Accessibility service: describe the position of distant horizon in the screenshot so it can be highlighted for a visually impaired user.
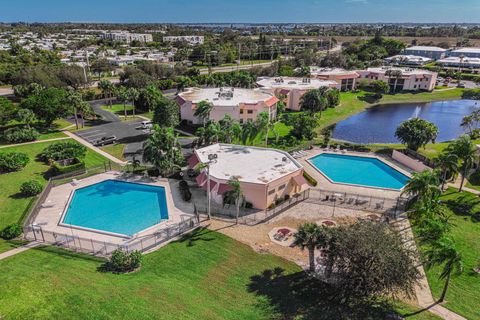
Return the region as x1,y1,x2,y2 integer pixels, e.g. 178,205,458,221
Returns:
2,21,480,25
1,0,480,24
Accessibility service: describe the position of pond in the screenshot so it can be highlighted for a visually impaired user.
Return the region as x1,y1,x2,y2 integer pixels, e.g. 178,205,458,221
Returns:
332,99,480,144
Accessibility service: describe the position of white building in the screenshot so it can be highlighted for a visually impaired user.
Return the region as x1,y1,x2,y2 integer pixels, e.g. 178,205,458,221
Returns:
357,67,437,92
403,46,448,60
256,77,338,111
449,47,480,59
177,87,278,125
384,55,433,66
437,56,480,69
163,36,204,45
101,31,153,43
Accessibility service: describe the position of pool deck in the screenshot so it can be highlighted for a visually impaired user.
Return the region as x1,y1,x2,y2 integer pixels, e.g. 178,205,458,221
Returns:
298,148,413,199
30,172,195,245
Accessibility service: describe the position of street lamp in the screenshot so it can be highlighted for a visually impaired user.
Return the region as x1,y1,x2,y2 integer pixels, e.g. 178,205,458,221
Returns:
206,153,218,219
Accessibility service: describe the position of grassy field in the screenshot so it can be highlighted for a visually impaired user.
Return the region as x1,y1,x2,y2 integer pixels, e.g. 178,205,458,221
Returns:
0,119,70,146
415,189,480,319
100,144,126,161
0,139,109,230
0,228,439,320
0,239,27,254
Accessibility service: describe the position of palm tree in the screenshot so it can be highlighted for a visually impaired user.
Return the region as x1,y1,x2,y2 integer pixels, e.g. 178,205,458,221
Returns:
66,91,83,130
293,223,327,273
127,87,139,118
424,238,463,303
116,86,130,120
385,69,403,92
447,135,477,192
300,89,327,114
402,170,441,205
435,153,459,190
255,111,271,146
219,115,242,143
98,79,114,108
225,177,244,224
194,100,214,127
240,121,257,145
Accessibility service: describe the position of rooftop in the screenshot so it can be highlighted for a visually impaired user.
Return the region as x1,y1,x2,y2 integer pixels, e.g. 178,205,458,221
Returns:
178,87,276,107
309,67,359,76
363,66,436,76
256,77,337,90
194,144,302,184
385,55,433,62
405,46,448,52
451,47,480,54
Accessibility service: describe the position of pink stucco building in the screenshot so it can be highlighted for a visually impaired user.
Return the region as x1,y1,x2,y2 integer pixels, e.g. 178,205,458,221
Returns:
309,67,360,91
357,67,437,92
188,144,309,210
177,87,279,125
256,77,338,111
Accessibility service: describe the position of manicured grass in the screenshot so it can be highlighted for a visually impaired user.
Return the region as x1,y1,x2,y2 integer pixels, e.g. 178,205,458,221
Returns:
0,139,109,230
415,189,480,319
0,239,27,254
0,119,70,146
0,228,438,320
100,143,126,161
466,170,480,191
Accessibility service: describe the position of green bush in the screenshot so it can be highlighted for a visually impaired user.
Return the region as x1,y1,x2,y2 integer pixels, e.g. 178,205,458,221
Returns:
0,223,22,240
3,126,38,143
20,180,43,196
103,249,143,273
303,171,318,187
462,89,480,100
0,152,29,172
39,141,87,163
51,159,85,175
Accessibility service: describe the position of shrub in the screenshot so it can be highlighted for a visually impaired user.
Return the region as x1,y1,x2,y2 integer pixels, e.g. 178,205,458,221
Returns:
303,171,318,187
0,223,22,240
20,180,43,196
51,159,85,175
103,249,142,273
3,126,38,143
0,152,29,172
39,141,87,163
178,180,192,202
462,89,480,100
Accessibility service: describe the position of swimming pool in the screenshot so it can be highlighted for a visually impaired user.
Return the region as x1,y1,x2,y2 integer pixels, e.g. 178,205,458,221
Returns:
62,180,169,237
308,153,410,190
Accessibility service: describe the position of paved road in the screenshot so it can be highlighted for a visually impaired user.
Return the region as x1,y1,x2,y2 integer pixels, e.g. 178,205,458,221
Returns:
199,61,276,75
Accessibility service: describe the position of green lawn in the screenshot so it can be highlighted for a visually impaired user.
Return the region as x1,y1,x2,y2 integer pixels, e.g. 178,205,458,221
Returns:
0,228,438,320
0,139,109,230
415,189,480,319
100,144,126,161
0,239,27,254
0,119,70,146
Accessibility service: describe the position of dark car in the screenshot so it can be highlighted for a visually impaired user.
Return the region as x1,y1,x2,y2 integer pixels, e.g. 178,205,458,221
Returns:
94,136,117,146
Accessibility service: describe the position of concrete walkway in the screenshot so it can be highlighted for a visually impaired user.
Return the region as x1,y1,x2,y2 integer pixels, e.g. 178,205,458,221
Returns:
393,214,467,320
0,241,42,261
63,130,127,165
0,136,70,149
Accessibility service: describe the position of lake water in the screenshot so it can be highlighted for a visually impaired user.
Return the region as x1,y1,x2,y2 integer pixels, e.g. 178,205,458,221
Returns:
332,99,480,144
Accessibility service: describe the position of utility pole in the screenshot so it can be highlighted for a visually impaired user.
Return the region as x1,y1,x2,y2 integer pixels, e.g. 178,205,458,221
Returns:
237,43,241,70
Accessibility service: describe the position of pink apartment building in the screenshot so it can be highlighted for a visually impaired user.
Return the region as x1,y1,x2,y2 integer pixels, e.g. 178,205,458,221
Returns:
357,67,437,92
177,87,278,125
256,77,338,111
188,144,309,210
309,67,360,91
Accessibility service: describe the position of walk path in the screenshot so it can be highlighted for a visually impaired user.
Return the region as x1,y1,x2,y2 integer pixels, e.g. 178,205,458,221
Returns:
393,214,467,320
0,136,70,149
63,130,127,165
0,241,42,261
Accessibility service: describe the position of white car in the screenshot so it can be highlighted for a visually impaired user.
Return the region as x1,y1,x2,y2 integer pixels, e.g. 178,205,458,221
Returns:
140,120,153,129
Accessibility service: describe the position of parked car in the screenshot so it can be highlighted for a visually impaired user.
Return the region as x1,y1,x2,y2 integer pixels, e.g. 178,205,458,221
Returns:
94,136,117,146
140,120,153,129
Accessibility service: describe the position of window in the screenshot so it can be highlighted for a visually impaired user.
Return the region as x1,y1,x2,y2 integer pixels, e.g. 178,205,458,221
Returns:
240,109,244,114
239,119,244,124
247,110,253,114
268,189,275,195
278,184,286,191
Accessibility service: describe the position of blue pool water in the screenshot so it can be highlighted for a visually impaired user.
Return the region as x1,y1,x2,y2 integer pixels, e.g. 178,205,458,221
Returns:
62,180,168,236
308,154,410,190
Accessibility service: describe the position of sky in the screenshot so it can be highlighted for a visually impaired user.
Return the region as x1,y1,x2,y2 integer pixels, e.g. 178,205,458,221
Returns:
0,0,479,23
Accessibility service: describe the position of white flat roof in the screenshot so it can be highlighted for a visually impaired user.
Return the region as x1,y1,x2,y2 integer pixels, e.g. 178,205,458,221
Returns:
385,55,433,62
364,66,436,76
256,77,337,90
405,46,447,52
309,67,358,76
195,144,302,184
451,47,480,54
179,87,274,107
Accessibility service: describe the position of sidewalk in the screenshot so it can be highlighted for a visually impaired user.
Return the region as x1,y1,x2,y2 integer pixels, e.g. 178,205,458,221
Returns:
0,136,70,149
394,214,467,320
63,130,128,165
0,241,42,261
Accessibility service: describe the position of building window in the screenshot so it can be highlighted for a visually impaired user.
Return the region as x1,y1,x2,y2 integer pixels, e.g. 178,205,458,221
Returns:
268,189,275,195
278,184,286,191
247,110,253,114
239,119,244,124
240,109,244,114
